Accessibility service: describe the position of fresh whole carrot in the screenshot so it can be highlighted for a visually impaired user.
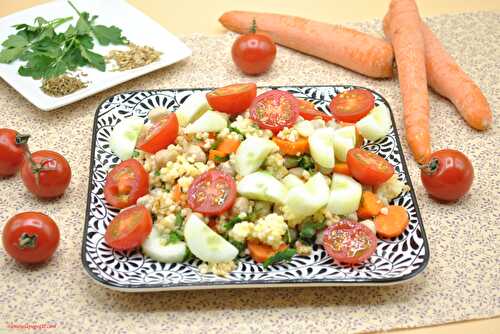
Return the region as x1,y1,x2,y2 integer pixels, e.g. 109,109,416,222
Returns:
374,205,409,238
247,239,287,263
219,11,394,78
383,0,431,164
272,136,309,155
333,162,351,176
217,138,240,154
357,191,384,219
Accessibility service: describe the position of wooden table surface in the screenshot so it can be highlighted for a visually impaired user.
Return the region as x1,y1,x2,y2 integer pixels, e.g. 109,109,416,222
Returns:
1,1,499,334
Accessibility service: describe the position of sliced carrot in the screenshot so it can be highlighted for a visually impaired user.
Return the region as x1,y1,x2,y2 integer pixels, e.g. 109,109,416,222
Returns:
247,239,287,263
333,162,351,176
357,191,384,219
374,205,409,238
217,138,240,155
171,184,182,202
208,149,226,161
272,136,309,155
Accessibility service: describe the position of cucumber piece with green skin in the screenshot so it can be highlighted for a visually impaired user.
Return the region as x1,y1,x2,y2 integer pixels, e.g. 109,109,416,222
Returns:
184,110,228,133
285,172,330,220
142,226,187,263
237,171,287,204
356,105,391,141
334,125,356,162
327,173,362,215
184,214,238,263
282,174,304,189
109,117,144,160
234,137,277,176
175,92,210,127
308,127,336,169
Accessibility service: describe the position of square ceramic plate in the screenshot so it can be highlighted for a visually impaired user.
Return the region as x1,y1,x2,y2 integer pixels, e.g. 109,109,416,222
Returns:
0,0,191,111
82,85,429,291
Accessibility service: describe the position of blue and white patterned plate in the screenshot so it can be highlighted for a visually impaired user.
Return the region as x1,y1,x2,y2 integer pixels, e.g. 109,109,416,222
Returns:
82,85,429,291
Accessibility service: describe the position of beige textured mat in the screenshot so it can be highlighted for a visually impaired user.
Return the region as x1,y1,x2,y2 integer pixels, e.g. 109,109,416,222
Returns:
0,12,499,334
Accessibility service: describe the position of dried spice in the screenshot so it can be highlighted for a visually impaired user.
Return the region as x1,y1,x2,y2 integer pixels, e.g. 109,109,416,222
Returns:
40,74,87,96
106,43,161,71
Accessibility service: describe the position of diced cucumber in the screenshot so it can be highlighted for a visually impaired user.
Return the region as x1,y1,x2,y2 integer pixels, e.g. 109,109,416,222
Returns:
234,137,277,176
237,171,287,204
184,214,238,263
334,125,356,162
327,173,362,215
282,174,304,189
184,110,228,133
175,92,210,127
284,173,330,220
109,117,144,160
356,105,391,141
308,127,336,169
142,226,187,263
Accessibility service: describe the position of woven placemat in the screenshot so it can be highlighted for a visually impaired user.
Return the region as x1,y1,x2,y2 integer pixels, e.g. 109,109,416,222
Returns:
0,12,498,334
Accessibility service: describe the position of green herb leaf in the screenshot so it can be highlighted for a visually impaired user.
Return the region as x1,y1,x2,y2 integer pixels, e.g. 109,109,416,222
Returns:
299,219,326,242
92,25,128,45
0,35,29,63
132,150,140,158
166,230,184,244
228,126,245,139
214,155,229,163
223,216,243,230
175,213,184,228
263,248,297,268
79,46,105,71
298,155,315,172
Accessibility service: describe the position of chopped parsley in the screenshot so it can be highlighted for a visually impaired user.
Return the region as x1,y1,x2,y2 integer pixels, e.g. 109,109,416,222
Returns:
299,219,326,244
297,155,315,172
263,248,297,268
223,216,244,230
228,126,245,139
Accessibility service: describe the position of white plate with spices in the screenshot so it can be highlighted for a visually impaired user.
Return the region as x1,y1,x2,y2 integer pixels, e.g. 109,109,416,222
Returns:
0,0,191,111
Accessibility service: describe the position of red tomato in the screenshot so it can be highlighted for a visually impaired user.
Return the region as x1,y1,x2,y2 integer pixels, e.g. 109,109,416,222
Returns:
231,32,276,75
0,128,29,177
249,90,299,133
187,170,237,216
20,150,71,198
323,219,377,265
137,113,178,154
329,89,375,123
104,205,152,250
2,212,60,264
420,149,474,202
206,83,257,115
347,148,394,185
104,159,149,209
297,99,333,122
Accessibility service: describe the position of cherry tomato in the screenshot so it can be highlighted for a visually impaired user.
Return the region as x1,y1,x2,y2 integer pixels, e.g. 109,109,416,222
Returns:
2,212,60,264
0,128,29,177
206,83,257,115
104,205,152,250
249,90,299,133
231,31,276,75
20,150,71,198
297,99,333,122
187,170,237,216
420,149,474,202
104,159,149,209
329,89,375,123
347,148,394,186
137,113,178,154
323,219,377,265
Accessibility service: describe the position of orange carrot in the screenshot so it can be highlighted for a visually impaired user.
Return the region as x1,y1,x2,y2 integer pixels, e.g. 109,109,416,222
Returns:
247,240,287,263
208,149,226,161
272,137,309,155
357,191,384,219
374,205,409,238
171,184,182,203
383,0,431,164
333,162,351,176
219,11,394,78
217,138,240,155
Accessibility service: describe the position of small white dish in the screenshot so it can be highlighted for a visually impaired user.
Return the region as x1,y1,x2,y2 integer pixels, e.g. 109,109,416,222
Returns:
0,0,191,111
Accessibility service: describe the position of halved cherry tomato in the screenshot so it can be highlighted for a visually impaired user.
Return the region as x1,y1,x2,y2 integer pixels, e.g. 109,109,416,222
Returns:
206,83,257,115
104,205,152,250
347,148,394,185
187,170,237,216
323,219,377,265
136,113,178,154
329,89,375,123
0,128,29,177
297,99,333,122
104,159,149,209
249,90,299,133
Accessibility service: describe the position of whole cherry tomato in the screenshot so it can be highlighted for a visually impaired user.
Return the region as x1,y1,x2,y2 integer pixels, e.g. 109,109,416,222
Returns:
420,149,473,202
20,150,71,198
0,128,29,177
2,212,60,264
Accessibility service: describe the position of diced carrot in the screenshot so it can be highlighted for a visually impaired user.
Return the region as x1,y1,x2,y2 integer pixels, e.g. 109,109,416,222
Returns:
333,162,351,176
208,132,217,139
272,136,309,155
171,184,182,202
374,205,409,238
217,138,240,154
247,239,287,263
208,149,226,161
357,191,384,219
